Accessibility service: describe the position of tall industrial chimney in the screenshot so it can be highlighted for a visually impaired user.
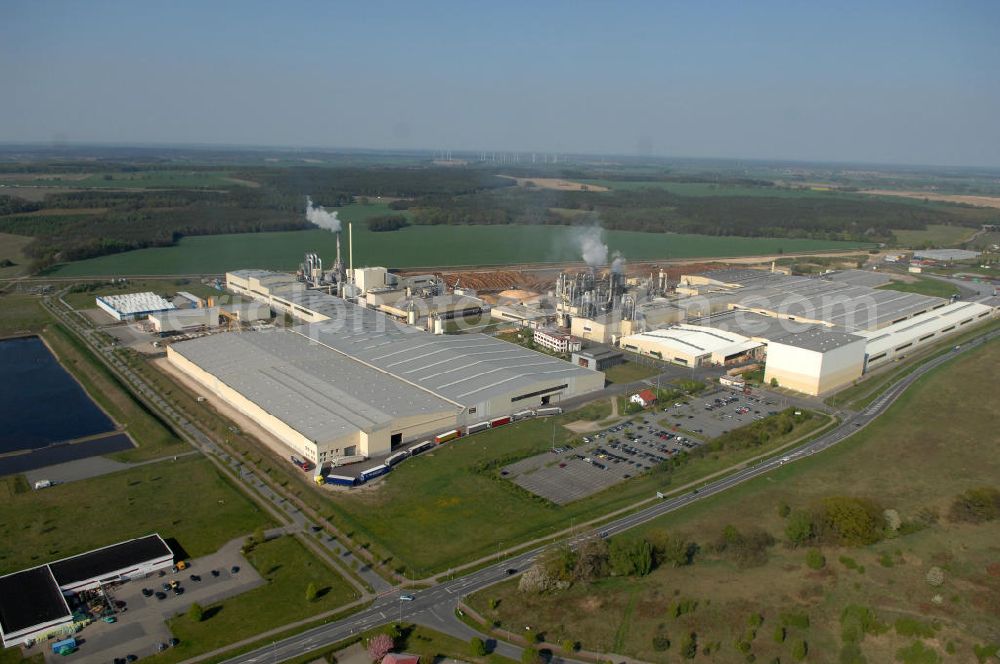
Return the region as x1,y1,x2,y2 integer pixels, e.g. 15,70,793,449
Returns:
349,222,354,279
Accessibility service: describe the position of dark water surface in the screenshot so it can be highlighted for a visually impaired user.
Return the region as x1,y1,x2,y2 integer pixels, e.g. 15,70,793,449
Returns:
0,336,116,453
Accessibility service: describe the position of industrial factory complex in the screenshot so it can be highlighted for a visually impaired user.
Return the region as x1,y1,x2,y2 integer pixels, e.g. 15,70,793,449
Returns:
94,209,988,476
166,266,604,467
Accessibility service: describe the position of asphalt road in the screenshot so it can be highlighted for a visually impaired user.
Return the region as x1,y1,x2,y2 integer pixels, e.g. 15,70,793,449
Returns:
221,328,999,664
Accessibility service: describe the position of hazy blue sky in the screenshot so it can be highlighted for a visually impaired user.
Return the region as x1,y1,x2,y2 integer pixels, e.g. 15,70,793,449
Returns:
3,1,999,166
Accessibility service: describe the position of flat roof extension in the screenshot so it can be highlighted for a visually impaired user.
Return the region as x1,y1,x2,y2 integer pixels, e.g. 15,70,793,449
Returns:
49,535,173,587
0,566,69,637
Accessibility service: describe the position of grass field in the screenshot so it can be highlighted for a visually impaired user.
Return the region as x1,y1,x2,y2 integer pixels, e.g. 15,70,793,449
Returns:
0,455,273,574
878,276,960,298
0,171,250,190
46,204,871,276
0,293,49,336
0,232,31,278
892,224,978,248
602,361,663,385
575,180,847,198
153,535,356,664
0,648,42,664
471,338,1000,663
328,407,830,576
41,322,188,462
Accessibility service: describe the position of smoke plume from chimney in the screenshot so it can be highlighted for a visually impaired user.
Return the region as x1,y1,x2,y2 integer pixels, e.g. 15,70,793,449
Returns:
575,225,609,267
305,196,341,233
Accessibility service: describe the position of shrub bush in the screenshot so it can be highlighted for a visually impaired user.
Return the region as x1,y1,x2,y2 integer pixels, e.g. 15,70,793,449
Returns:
806,549,826,570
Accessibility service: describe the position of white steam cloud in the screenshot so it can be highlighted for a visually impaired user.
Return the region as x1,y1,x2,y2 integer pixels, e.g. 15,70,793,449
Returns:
575,225,609,267
610,251,625,274
305,196,341,233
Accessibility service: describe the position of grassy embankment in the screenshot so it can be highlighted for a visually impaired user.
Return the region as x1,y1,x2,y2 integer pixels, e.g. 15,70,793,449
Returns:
40,321,188,461
471,338,1000,664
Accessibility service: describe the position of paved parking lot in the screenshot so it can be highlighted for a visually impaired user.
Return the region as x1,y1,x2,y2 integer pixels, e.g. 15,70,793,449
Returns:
659,388,781,439
503,388,783,505
30,537,264,664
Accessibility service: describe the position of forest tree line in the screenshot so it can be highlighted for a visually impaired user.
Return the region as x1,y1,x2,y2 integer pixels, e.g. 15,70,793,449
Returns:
1,163,994,271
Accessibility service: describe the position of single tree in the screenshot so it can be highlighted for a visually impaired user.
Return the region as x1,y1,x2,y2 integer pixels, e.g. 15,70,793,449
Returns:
520,646,542,664
306,582,318,602
187,602,204,622
368,633,394,662
470,637,487,657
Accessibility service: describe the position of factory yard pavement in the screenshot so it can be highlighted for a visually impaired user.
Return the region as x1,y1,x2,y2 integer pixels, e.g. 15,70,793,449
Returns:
30,535,265,664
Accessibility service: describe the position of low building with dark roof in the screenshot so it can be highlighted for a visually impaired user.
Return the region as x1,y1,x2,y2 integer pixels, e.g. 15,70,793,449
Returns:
0,535,173,647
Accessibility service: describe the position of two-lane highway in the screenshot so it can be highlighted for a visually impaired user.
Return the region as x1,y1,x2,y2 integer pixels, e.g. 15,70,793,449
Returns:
223,328,999,664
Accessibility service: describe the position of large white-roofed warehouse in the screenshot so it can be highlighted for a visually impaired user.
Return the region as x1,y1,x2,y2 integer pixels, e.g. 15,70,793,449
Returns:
620,325,764,367
168,279,605,467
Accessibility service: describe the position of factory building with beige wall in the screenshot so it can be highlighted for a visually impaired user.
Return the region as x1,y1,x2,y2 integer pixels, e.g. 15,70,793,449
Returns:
168,271,605,467
612,269,997,395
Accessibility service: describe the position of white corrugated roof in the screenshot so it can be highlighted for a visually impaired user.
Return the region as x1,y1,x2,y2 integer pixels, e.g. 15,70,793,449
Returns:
859,301,994,357
622,324,761,358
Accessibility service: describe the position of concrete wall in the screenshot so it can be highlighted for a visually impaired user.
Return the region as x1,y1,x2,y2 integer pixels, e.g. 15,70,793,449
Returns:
462,369,606,421
764,338,865,395
167,346,361,462
619,334,705,367
571,317,619,344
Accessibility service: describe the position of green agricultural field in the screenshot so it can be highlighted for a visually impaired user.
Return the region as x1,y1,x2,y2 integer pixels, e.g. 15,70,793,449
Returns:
892,224,977,248
471,338,1000,664
878,276,959,298
0,455,273,574
327,407,830,576
48,206,870,276
0,171,251,190
576,179,848,198
155,535,356,664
